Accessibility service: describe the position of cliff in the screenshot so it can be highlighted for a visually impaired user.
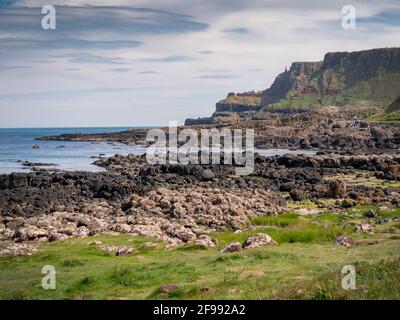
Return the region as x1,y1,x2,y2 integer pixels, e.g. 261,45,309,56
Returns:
185,47,400,125
257,47,400,117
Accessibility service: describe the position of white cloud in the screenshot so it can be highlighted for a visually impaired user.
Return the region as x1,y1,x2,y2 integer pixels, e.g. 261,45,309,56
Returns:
0,0,399,126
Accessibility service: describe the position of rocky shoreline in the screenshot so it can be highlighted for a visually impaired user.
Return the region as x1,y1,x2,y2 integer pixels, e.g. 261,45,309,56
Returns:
36,109,400,152
1,144,399,255
1,108,400,255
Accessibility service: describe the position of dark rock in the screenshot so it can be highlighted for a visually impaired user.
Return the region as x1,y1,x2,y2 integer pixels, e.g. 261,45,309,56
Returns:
201,169,215,181
289,189,305,201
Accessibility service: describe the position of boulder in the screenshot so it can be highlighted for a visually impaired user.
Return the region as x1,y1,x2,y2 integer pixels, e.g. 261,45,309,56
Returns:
328,180,347,198
356,223,374,233
370,127,389,141
335,236,354,247
201,169,215,181
242,233,277,249
194,234,216,247
48,232,69,242
289,189,305,201
221,242,242,253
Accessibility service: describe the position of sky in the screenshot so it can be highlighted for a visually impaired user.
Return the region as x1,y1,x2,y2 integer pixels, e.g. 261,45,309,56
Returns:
0,0,399,127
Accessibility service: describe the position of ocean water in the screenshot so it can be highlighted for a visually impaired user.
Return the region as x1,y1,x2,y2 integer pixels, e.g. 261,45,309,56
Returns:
0,127,316,174
0,127,147,174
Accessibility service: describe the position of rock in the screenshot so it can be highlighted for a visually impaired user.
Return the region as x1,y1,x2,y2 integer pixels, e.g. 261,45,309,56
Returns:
12,228,28,242
194,234,216,247
13,217,25,227
328,180,347,198
48,233,69,242
98,245,133,256
335,236,354,247
13,226,47,242
159,284,180,294
280,182,296,192
341,198,355,208
221,242,242,253
116,247,134,256
201,169,215,181
115,223,132,234
242,233,277,249
356,223,374,233
76,226,90,238
0,241,38,256
32,144,40,149
370,127,389,141
365,210,377,218
289,189,305,201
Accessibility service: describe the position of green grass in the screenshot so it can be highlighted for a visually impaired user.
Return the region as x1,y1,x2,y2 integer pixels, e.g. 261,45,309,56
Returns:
349,205,400,219
1,208,400,300
250,213,300,227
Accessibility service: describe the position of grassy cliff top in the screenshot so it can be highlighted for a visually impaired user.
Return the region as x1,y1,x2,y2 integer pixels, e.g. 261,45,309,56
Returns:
217,95,262,106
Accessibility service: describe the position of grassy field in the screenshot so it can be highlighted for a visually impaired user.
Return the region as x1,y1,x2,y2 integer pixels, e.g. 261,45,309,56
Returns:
0,206,400,300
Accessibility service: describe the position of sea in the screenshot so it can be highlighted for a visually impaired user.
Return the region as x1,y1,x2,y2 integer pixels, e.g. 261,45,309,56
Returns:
0,127,316,174
0,127,147,174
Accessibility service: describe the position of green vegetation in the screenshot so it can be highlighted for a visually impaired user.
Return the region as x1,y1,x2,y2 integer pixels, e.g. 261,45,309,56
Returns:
218,95,262,107
1,206,400,300
369,95,400,122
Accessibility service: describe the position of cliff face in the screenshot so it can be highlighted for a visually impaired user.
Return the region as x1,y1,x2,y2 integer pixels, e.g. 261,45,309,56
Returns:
215,93,262,112
258,47,400,117
185,47,400,125
262,62,322,105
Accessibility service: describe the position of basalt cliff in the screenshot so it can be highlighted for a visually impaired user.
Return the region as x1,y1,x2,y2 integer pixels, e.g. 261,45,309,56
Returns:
185,47,400,125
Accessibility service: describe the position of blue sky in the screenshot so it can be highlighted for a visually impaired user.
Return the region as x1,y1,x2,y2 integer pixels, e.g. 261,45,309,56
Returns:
0,0,400,127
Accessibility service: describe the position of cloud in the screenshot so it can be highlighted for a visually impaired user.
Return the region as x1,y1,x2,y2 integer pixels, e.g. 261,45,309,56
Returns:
358,9,400,27
0,38,143,50
247,68,264,72
0,5,208,52
139,70,160,74
0,86,141,101
0,65,31,70
195,74,238,79
223,27,249,34
1,0,400,127
53,52,126,64
140,55,195,63
109,68,132,72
